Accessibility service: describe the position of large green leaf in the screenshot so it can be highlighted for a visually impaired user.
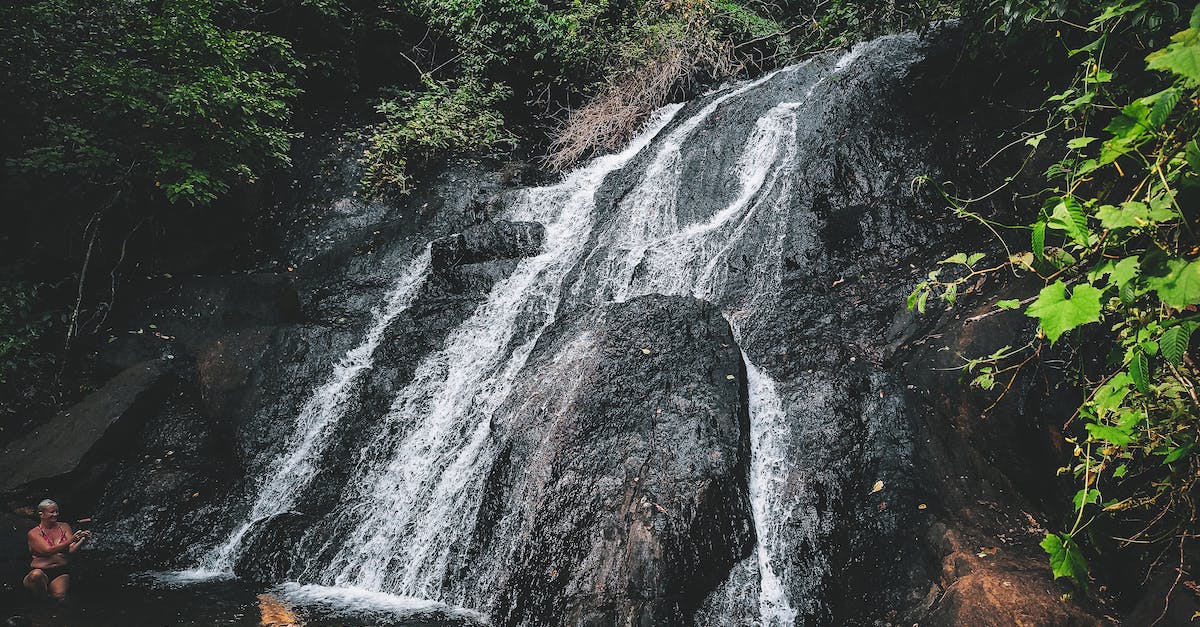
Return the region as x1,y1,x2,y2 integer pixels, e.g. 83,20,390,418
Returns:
1161,324,1194,365
1026,281,1104,343
1130,349,1150,393
1032,220,1046,260
1041,532,1089,587
1145,88,1182,126
1047,196,1091,247
1087,422,1133,446
1145,259,1200,309
1089,256,1140,290
1146,7,1200,86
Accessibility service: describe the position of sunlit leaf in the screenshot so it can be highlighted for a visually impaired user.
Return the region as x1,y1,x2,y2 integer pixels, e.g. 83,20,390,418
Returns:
1145,258,1200,309
1041,532,1089,587
1026,281,1103,343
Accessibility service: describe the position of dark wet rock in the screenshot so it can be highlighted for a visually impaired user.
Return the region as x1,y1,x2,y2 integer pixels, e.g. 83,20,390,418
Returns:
194,326,278,423
0,360,168,494
477,295,753,626
233,511,315,583
86,379,240,565
430,221,545,271
97,274,300,375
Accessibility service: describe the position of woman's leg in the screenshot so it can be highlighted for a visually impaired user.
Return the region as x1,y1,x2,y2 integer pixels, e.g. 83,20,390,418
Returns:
47,573,69,602
22,569,47,597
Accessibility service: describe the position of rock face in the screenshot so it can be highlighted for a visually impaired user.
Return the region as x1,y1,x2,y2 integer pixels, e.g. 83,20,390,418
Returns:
233,511,314,583
478,295,753,626
0,360,167,493
430,221,545,271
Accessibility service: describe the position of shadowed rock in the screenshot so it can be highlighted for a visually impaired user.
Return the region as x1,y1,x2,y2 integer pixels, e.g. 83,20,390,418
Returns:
474,295,753,626
430,221,545,271
0,360,168,493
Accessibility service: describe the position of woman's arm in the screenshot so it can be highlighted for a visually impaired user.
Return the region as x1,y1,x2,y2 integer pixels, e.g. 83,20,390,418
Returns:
68,529,91,553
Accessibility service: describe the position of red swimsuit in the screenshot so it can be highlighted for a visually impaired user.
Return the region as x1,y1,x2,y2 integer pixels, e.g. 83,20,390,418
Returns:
34,524,71,581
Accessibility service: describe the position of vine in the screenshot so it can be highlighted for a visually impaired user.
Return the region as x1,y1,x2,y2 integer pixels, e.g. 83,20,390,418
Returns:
910,0,1200,592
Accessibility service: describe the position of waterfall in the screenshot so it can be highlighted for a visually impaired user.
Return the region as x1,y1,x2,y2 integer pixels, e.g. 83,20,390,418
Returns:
192,248,432,575
198,35,908,624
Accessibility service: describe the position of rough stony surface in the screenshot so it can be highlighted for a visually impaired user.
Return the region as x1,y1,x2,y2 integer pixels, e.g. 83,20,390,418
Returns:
477,295,754,626
233,511,314,583
0,360,168,493
430,221,545,271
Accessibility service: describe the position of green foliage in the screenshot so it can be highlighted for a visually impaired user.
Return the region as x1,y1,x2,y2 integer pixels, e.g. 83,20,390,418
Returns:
0,282,63,432
2,0,301,206
1025,281,1102,343
910,0,1200,590
1041,531,1090,585
360,77,515,196
0,283,56,389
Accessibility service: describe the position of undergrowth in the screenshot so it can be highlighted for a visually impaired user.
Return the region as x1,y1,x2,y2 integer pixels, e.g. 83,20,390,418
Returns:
909,0,1200,600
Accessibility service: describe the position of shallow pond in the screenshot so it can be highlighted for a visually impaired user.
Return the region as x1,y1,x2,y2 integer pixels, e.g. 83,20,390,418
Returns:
1,565,484,626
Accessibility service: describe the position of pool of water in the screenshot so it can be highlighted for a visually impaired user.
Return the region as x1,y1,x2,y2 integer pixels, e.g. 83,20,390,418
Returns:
0,566,485,626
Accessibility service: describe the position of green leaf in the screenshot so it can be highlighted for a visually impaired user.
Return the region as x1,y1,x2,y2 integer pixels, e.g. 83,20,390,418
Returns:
1113,464,1128,478
1120,280,1138,304
1041,532,1089,586
1186,140,1200,173
1026,133,1047,148
1161,324,1193,365
1144,88,1182,127
1026,281,1104,343
1110,256,1141,289
1073,487,1102,509
997,299,1021,310
907,283,926,312
1118,411,1145,431
1163,441,1195,464
1047,196,1091,247
1145,259,1200,309
1105,100,1152,142
940,253,968,265
966,252,986,267
1096,202,1147,229
1032,221,1046,260
1067,136,1097,150
1087,423,1132,446
1146,11,1200,86
1093,2,1144,25
1094,372,1132,413
1130,349,1150,393
1147,196,1178,222
1089,256,1140,290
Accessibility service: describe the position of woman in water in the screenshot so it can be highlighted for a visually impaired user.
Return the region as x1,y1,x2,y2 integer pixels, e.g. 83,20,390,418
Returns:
24,499,90,601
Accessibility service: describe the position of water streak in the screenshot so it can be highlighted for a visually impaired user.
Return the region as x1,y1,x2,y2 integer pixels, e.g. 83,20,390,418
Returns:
194,249,432,574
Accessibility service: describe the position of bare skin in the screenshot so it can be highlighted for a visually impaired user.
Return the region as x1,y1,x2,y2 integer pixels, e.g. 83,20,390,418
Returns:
23,504,89,601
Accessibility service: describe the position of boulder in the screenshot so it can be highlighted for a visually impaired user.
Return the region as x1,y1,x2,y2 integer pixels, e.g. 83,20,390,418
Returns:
430,221,545,271
0,360,168,494
233,511,315,583
477,295,754,626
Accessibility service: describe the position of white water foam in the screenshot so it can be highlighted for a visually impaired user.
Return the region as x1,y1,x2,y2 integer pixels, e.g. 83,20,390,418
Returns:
190,248,432,576
276,583,487,623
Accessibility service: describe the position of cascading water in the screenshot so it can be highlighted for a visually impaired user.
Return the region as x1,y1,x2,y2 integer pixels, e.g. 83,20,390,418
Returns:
193,249,432,575
199,33,925,625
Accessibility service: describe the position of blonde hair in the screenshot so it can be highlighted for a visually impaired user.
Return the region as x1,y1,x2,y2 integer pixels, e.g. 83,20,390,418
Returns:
36,499,57,514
